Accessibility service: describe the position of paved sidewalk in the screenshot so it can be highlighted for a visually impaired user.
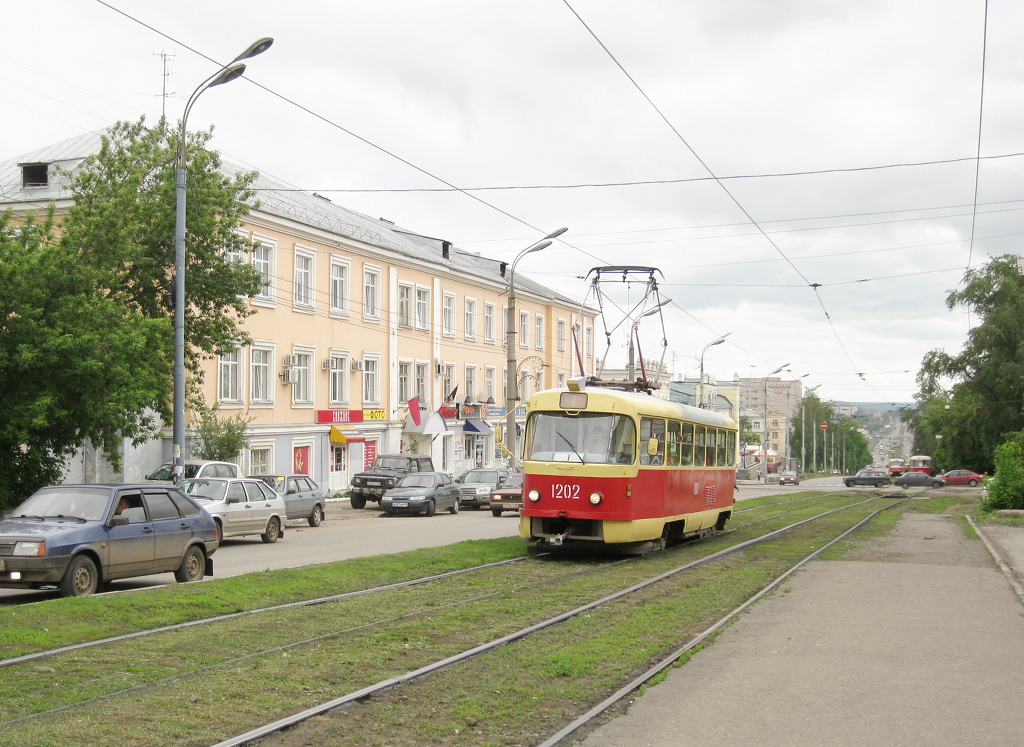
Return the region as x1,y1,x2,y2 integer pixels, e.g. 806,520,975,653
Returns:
577,513,1024,747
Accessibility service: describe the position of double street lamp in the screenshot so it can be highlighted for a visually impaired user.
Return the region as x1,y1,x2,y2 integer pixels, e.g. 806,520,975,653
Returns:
697,333,730,408
172,38,273,483
504,227,568,464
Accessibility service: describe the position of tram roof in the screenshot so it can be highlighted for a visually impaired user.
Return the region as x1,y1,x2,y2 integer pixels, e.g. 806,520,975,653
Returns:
529,386,735,429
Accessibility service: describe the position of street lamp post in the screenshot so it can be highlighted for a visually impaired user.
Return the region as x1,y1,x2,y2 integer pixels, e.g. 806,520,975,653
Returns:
504,228,568,465
172,38,273,483
785,374,809,468
761,363,789,476
698,333,730,408
801,384,820,472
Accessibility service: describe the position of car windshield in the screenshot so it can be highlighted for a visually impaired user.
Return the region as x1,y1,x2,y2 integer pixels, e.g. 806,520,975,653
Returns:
255,475,286,492
463,470,497,483
178,479,227,501
503,473,524,488
10,487,110,522
374,457,410,469
148,463,202,480
399,475,436,488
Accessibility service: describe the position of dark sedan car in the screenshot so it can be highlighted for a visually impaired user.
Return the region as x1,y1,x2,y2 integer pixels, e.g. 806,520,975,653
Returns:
0,484,218,597
893,472,946,489
843,469,892,488
381,472,460,516
489,473,524,516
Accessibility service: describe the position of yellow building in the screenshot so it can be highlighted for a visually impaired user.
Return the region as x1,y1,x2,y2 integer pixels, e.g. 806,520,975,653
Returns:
2,132,597,491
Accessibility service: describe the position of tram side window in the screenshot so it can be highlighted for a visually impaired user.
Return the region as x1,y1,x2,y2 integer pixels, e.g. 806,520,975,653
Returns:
715,428,728,466
694,425,707,467
667,420,681,465
727,431,737,467
639,417,666,466
610,417,637,464
681,422,694,466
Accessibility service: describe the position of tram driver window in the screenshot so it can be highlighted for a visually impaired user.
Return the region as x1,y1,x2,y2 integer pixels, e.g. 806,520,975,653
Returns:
639,418,666,466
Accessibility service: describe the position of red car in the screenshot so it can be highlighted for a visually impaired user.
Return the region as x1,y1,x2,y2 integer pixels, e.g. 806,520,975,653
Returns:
938,470,984,487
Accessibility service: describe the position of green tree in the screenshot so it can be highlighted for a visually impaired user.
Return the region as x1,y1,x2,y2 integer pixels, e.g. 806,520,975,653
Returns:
0,118,263,507
912,255,1024,473
739,416,759,446
0,209,169,507
189,397,253,463
982,441,1024,511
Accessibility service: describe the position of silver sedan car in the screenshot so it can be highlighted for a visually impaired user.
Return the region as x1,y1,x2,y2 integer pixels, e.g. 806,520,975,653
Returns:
178,478,287,543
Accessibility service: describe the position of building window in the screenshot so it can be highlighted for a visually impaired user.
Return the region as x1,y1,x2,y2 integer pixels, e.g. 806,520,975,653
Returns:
557,372,566,388
252,239,274,301
465,366,477,402
219,349,241,402
557,320,566,351
465,299,477,340
584,325,594,357
399,361,411,403
398,285,413,328
484,303,495,342
363,268,380,319
330,353,349,404
363,357,380,404
442,293,456,337
535,315,545,350
250,347,272,404
294,252,313,308
519,311,529,348
330,260,349,314
416,288,429,331
223,239,243,265
442,364,455,401
485,367,495,401
249,446,272,475
415,363,428,400
292,351,312,404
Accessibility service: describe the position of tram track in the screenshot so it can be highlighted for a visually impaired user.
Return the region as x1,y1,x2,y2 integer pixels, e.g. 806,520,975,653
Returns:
0,493,899,746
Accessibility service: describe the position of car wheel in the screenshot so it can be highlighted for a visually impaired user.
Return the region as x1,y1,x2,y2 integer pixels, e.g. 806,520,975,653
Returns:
492,509,502,517
844,481,854,487
60,555,99,598
261,517,281,543
350,495,367,510
933,481,944,488
174,546,205,583
214,520,224,544
426,499,436,517
969,479,978,487
875,481,885,488
901,484,909,490
449,499,460,515
308,504,323,527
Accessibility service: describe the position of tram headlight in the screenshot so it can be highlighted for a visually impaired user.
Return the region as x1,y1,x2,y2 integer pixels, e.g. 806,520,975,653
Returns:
588,491,603,505
528,489,541,502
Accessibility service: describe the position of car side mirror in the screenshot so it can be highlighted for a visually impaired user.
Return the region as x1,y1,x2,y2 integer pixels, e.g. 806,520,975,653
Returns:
110,515,129,527
226,497,239,505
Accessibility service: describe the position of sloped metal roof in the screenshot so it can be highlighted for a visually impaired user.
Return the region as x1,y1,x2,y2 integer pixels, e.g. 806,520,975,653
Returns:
0,129,590,310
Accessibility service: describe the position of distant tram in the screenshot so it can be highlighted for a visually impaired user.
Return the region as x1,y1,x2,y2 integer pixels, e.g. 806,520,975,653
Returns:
888,458,906,477
907,455,933,475
518,379,737,551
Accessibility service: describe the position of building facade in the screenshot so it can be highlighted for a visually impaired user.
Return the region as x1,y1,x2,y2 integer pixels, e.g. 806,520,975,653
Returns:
1,132,598,492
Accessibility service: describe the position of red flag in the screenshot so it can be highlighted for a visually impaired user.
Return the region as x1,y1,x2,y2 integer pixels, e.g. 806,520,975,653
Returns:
408,396,421,426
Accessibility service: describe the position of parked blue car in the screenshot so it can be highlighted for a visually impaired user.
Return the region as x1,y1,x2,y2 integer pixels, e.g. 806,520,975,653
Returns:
0,484,219,597
381,472,461,516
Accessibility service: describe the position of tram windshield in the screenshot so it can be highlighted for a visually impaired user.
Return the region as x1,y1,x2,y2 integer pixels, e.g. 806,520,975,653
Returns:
524,412,636,464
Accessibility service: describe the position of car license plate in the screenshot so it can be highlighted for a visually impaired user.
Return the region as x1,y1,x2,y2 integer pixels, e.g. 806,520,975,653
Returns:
391,501,408,508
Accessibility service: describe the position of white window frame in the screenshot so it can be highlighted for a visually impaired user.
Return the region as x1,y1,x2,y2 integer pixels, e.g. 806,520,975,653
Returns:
251,235,276,305
330,257,350,315
363,266,381,320
248,442,274,475
519,311,529,348
535,314,545,351
218,348,242,404
398,284,413,328
585,325,594,357
442,292,456,337
557,319,567,351
398,360,412,403
416,287,430,331
442,363,456,400
329,351,349,404
484,303,495,342
464,298,477,340
292,348,314,405
362,355,381,405
293,247,315,310
415,362,429,400
249,344,275,406
465,365,478,402
485,366,496,401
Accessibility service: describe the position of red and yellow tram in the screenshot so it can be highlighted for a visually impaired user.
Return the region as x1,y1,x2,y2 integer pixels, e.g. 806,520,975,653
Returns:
518,381,737,551
907,455,932,475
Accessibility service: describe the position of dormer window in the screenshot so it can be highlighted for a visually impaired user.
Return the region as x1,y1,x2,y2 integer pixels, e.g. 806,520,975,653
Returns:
21,163,49,188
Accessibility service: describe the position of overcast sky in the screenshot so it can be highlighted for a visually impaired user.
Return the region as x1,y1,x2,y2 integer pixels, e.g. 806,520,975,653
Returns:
6,0,1021,404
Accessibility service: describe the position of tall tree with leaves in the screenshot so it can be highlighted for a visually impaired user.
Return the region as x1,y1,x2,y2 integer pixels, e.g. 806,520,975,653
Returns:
0,118,262,507
912,255,1024,473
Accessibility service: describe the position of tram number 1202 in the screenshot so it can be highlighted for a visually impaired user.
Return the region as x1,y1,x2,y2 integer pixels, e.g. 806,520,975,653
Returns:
552,483,581,500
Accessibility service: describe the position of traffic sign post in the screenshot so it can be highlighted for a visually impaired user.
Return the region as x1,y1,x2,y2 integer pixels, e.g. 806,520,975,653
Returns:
820,422,828,430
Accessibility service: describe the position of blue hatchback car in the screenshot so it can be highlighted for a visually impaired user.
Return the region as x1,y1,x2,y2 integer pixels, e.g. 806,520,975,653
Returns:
0,484,219,597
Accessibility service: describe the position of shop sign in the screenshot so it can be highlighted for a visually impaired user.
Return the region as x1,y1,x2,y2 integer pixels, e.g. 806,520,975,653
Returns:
316,410,364,424
363,409,387,421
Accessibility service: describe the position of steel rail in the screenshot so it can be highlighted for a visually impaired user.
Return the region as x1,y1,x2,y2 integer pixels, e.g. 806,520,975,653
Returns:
211,495,884,747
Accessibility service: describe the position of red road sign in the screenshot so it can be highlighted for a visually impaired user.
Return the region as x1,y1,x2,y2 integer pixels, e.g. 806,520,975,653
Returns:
820,422,828,430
